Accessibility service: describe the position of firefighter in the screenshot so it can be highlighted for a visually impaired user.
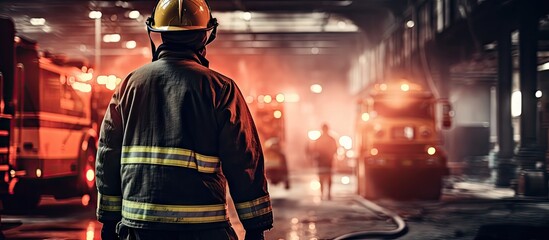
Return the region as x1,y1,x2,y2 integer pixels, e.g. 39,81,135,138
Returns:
95,0,273,239
310,123,338,200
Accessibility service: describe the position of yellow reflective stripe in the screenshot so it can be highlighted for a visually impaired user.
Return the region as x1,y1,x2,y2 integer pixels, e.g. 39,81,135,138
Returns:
98,193,122,212
122,199,228,224
122,157,197,169
123,200,226,212
235,195,272,220
100,194,122,203
238,206,273,220
100,205,122,211
122,146,220,173
121,157,217,173
235,195,270,209
123,212,227,224
123,146,218,163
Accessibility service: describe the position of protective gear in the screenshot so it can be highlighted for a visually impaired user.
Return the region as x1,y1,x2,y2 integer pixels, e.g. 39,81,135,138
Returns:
145,0,218,61
147,0,213,31
95,48,273,233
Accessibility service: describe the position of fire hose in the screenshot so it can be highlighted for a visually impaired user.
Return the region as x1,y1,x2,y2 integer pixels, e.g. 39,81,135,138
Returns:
333,196,408,240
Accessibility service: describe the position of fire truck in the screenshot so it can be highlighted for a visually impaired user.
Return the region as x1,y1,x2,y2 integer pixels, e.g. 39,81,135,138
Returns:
0,17,97,210
247,94,290,188
355,81,453,200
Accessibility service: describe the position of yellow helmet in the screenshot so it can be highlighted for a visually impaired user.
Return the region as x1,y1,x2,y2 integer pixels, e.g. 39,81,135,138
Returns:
147,0,217,32
146,0,218,61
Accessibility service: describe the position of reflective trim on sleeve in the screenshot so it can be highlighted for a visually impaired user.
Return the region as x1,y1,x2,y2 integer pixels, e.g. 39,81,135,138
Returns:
235,195,272,220
121,146,220,173
98,193,122,212
122,199,228,224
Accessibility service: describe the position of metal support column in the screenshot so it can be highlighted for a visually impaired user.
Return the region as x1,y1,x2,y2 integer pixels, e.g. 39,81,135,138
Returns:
513,2,548,198
495,22,516,187
514,2,543,171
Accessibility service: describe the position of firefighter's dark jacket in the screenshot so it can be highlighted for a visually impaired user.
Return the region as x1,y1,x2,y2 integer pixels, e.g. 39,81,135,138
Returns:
95,48,273,232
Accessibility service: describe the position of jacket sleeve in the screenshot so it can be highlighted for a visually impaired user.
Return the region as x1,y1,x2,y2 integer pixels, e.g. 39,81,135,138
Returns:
216,81,273,231
95,90,124,223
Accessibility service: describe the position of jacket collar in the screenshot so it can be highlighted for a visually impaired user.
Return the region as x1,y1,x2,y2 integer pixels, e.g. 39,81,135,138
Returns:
156,44,210,67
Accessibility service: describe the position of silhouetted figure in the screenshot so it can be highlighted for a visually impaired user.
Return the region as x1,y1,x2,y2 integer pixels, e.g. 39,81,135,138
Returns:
310,123,338,200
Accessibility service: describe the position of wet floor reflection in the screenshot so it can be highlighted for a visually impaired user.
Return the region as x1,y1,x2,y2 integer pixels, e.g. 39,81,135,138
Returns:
4,170,358,240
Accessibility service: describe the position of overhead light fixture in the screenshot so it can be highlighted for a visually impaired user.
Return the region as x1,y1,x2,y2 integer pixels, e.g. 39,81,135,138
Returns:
103,34,121,43
89,11,102,19
128,10,140,19
30,18,46,26
125,40,137,49
241,11,252,21
539,62,549,71
406,20,415,28
310,84,323,94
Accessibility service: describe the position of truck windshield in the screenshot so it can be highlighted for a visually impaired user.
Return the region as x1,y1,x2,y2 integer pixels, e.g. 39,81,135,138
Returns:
373,99,433,119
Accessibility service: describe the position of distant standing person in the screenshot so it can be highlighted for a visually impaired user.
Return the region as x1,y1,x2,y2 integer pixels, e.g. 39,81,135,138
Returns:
311,123,338,200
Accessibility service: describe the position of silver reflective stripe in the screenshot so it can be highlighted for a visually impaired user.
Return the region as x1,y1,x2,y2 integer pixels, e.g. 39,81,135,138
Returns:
98,193,122,212
235,195,272,220
122,199,228,224
121,146,220,173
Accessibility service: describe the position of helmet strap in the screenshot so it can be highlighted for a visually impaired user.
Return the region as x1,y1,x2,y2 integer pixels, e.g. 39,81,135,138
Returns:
147,27,159,62
205,18,218,46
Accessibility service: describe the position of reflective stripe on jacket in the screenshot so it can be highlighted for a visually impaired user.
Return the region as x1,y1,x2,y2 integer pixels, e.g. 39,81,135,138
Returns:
95,49,273,231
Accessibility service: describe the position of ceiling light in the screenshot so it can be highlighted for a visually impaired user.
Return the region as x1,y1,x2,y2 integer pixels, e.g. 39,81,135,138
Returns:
311,47,320,55
30,18,46,26
406,20,415,28
129,10,140,19
539,62,549,71
103,34,121,43
241,11,252,21
310,84,323,94
125,40,137,49
89,11,102,19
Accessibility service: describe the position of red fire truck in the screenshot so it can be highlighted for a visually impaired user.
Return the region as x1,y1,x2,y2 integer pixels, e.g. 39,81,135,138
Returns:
0,17,97,210
355,81,453,200
247,94,290,188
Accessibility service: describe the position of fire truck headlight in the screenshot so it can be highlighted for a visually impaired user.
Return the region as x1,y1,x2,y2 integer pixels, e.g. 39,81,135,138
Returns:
341,176,350,185
36,169,42,178
86,169,95,182
400,83,410,92
361,112,370,122
427,147,436,155
370,148,379,156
